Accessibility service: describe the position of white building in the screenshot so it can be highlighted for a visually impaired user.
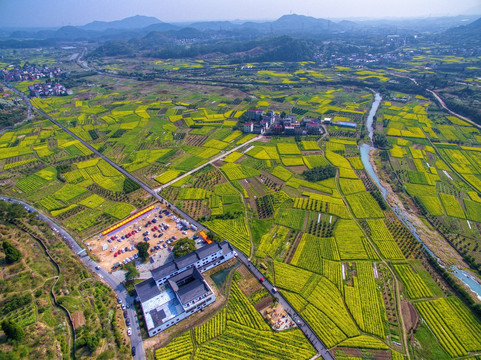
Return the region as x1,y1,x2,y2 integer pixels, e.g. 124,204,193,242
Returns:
135,241,234,337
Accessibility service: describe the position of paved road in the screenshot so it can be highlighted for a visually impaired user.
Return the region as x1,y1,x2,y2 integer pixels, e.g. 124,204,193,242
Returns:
0,196,145,360
235,250,334,360
154,135,261,192
426,88,481,130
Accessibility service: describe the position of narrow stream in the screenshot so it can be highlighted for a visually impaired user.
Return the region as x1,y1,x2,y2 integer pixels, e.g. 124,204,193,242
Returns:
360,91,481,299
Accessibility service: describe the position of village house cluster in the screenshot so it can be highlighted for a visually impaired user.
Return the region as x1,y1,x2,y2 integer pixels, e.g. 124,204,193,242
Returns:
242,109,356,136
28,82,73,97
0,64,66,82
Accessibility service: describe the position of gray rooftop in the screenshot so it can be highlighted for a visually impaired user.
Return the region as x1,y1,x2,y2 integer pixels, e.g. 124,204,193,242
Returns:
176,279,210,305
196,242,222,258
167,267,210,305
151,241,229,281
135,278,161,303
151,261,178,280
175,251,200,269
149,308,166,328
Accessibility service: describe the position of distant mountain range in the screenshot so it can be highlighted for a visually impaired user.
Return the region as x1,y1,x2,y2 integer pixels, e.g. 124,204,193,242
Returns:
445,16,481,38
1,14,480,43
81,15,162,31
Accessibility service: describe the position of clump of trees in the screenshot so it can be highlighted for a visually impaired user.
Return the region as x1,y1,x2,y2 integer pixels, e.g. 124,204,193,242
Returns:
136,242,149,262
373,131,390,148
0,201,28,222
207,231,222,242
2,241,21,264
302,165,337,182
1,320,24,341
124,262,139,281
173,238,196,258
2,293,31,314
123,178,140,194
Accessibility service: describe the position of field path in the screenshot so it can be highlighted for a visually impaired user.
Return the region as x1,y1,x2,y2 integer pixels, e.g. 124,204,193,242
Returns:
153,134,262,192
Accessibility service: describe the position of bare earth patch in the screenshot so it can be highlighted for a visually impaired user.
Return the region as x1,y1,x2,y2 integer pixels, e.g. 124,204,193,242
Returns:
71,310,86,330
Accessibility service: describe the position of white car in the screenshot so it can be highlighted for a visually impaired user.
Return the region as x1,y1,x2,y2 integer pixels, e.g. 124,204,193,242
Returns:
127,327,132,336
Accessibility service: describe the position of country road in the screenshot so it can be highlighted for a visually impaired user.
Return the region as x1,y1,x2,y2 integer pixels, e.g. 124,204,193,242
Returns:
154,135,261,191
0,196,145,360
426,88,481,130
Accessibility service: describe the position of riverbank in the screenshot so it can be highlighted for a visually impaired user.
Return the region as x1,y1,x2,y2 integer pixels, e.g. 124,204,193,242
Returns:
369,148,466,268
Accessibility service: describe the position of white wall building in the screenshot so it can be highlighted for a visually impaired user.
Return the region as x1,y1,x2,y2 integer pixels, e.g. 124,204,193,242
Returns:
135,241,234,337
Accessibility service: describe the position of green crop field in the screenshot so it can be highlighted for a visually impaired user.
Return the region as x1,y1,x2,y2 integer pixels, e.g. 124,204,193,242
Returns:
256,225,290,258
178,187,207,200
204,217,250,255
439,193,465,219
367,219,404,259
417,195,445,216
334,220,371,260
346,192,384,218
416,297,481,357
465,199,481,222
79,194,105,208
303,155,329,169
53,183,88,203
301,140,320,150
271,165,293,181
155,170,182,184
277,143,301,155
394,263,433,299
339,178,366,194
274,208,305,231
221,163,260,181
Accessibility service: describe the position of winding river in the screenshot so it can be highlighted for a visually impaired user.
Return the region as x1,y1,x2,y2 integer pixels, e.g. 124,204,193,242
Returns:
360,92,481,299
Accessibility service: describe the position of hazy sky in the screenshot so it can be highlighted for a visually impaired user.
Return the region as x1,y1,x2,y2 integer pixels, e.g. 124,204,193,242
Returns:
0,0,479,27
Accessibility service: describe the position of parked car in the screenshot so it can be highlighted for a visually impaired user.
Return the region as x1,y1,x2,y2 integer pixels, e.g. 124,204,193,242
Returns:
132,346,136,356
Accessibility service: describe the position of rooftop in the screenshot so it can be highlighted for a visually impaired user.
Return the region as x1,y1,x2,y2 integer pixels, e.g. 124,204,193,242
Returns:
176,279,210,304
135,278,161,303
151,241,228,281
142,284,184,330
